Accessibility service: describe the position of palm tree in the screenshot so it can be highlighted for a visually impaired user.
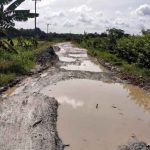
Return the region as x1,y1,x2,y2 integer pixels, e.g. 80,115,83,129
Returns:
0,0,38,33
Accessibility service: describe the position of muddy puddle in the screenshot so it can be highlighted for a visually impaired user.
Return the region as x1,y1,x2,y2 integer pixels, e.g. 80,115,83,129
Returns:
68,53,88,58
56,43,105,72
4,86,17,96
61,60,103,72
41,79,150,150
59,57,76,62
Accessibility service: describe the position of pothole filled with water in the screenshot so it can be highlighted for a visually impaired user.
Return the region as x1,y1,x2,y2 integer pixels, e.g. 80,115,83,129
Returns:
59,57,76,62
68,53,88,58
41,79,150,150
61,60,104,72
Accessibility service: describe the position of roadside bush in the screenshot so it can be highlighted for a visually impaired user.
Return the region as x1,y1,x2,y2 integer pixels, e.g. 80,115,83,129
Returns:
76,28,150,69
117,35,150,68
74,28,150,81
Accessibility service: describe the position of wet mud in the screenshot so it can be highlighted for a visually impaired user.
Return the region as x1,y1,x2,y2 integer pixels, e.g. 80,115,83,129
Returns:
1,42,150,150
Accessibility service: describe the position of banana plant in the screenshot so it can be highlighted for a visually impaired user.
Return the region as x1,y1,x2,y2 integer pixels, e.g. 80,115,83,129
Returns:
0,0,38,31
0,0,38,52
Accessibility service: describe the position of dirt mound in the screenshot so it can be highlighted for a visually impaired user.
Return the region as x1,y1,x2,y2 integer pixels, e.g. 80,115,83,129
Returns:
36,46,58,66
0,93,64,150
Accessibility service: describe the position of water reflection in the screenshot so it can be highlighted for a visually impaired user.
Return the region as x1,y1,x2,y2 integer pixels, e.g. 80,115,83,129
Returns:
55,42,105,73
61,60,103,72
69,53,87,58
123,84,150,113
4,86,16,96
57,96,84,108
59,57,76,62
41,79,150,150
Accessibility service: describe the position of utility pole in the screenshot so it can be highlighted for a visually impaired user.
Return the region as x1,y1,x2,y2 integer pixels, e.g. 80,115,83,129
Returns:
35,0,36,30
32,0,41,37
47,24,50,34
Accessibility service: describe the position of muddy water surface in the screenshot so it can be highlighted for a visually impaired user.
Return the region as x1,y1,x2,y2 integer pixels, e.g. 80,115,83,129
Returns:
56,43,105,72
50,43,150,150
41,79,150,150
61,60,103,72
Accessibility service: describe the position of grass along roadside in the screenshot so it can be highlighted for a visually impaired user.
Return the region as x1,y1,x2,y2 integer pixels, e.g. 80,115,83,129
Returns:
0,40,52,87
75,42,150,88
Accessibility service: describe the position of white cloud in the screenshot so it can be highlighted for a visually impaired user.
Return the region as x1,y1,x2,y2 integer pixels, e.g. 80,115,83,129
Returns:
113,18,129,28
70,5,92,13
78,13,93,24
50,11,65,18
63,21,76,28
14,0,150,34
133,4,150,16
96,11,103,17
115,11,122,15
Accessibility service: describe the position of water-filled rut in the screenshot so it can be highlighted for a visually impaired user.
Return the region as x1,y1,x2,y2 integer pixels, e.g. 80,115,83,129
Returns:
41,79,150,150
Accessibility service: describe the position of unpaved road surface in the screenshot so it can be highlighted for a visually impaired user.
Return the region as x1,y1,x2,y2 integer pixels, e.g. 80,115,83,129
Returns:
0,42,150,150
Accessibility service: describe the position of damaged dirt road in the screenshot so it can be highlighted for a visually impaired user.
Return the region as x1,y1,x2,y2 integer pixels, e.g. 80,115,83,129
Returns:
0,42,150,150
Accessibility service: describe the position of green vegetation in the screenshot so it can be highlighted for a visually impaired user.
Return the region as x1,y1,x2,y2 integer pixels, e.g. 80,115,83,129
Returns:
0,73,16,86
0,0,40,86
74,28,150,82
0,40,50,86
0,0,37,32
1,0,150,87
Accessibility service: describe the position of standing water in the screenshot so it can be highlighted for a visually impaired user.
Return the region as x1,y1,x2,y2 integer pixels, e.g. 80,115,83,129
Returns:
41,43,150,150
41,79,150,150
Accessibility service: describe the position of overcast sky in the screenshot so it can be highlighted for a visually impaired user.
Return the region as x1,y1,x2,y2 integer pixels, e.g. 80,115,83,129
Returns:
15,0,150,34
